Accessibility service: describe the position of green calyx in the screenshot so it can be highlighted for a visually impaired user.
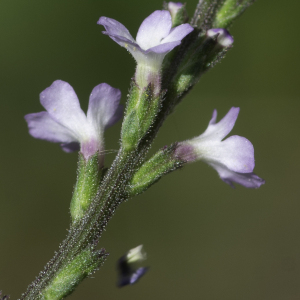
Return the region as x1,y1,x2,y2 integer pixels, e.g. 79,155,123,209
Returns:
165,32,229,102
128,145,182,197
192,0,255,30
121,82,162,151
42,247,108,300
70,153,102,223
171,5,189,28
214,0,255,28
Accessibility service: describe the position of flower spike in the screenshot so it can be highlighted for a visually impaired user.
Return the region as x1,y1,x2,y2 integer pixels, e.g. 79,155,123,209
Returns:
175,107,265,188
25,80,123,163
98,11,193,91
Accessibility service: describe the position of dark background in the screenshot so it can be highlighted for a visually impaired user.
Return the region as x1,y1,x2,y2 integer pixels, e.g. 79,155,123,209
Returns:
0,0,299,299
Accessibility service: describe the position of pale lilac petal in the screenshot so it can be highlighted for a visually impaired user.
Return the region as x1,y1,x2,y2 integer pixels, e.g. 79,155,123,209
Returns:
209,109,217,125
24,112,78,143
101,32,138,49
146,41,181,54
100,32,144,63
209,162,265,188
206,135,255,173
161,24,193,44
199,107,240,141
105,104,124,128
97,17,135,43
39,80,89,140
136,11,172,50
87,83,123,132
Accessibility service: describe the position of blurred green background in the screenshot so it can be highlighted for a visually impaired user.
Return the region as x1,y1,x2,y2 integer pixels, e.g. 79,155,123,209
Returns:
0,0,299,299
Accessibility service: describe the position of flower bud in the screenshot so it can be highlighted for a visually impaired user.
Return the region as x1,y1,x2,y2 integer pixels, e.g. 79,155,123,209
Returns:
167,2,188,27
207,28,234,47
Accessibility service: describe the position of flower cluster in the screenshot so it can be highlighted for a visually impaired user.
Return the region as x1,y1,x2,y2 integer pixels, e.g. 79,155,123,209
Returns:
25,8,263,188
22,1,265,296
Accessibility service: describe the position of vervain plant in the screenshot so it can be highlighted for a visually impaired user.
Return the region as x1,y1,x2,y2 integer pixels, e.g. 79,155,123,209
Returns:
1,1,264,299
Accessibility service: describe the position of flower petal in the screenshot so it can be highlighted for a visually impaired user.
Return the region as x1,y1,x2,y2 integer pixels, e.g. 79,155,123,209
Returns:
146,41,181,54
198,107,240,141
208,162,265,188
87,83,123,132
129,267,149,284
39,80,89,141
100,32,143,61
203,135,255,173
161,23,193,44
136,10,172,50
97,17,135,43
24,111,78,144
118,267,149,287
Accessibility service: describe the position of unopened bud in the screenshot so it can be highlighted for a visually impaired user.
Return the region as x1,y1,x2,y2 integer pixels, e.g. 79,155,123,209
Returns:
167,2,188,27
207,28,234,47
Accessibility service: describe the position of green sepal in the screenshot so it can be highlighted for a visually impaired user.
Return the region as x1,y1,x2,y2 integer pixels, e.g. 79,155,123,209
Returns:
192,0,225,30
129,145,182,197
42,247,108,300
192,0,255,30
213,0,256,29
163,2,189,28
121,82,161,151
70,153,101,223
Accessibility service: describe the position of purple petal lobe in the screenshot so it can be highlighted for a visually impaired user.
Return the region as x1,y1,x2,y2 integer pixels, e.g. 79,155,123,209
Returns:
101,32,139,49
136,11,172,50
25,112,78,143
200,107,240,141
39,80,89,140
147,41,181,54
209,109,217,125
209,162,265,188
209,135,255,173
87,83,123,131
129,267,149,284
97,17,135,43
162,24,193,44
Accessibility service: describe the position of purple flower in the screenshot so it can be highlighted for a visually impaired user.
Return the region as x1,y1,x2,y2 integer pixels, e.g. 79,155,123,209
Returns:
207,28,234,47
25,80,123,162
98,11,193,90
175,107,265,188
117,245,148,287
